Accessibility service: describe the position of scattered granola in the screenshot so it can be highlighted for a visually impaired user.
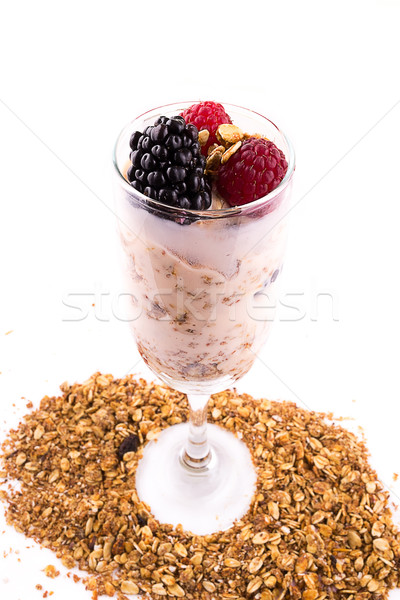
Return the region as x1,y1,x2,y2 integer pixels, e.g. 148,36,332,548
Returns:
1,372,400,600
43,564,60,578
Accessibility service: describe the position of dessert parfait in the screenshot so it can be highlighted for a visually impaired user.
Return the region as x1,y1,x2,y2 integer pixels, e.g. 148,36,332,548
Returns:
113,101,294,533
114,101,294,396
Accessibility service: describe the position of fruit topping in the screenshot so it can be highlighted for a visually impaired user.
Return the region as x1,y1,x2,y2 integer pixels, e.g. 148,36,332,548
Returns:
128,116,211,210
181,101,232,156
216,136,288,206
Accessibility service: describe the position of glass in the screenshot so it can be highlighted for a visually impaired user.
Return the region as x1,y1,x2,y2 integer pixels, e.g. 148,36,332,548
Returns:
113,102,295,534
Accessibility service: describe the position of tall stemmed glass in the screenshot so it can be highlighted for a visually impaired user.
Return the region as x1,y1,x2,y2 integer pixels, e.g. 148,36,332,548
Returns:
113,102,295,534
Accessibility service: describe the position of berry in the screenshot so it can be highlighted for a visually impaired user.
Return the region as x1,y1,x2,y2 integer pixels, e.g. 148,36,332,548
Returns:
217,137,288,206
181,101,232,155
118,434,139,460
127,116,211,211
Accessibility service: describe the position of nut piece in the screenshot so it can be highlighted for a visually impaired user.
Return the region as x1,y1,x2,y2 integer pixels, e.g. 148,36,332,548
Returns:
221,141,242,165
198,129,210,146
207,143,220,156
243,132,269,141
216,124,244,145
205,146,224,173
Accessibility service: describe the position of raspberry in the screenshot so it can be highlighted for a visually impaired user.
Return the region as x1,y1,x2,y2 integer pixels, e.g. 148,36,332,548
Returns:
181,101,232,155
217,138,288,206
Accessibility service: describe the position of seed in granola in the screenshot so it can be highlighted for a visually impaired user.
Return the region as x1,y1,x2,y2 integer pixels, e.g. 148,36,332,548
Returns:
174,542,187,558
361,574,373,587
224,557,241,567
120,580,139,594
168,583,185,597
104,581,115,596
264,575,277,589
60,458,70,471
368,579,380,593
354,556,364,571
117,434,139,460
252,531,269,544
268,501,280,520
34,424,45,440
48,469,59,484
189,553,203,566
202,581,216,593
247,576,263,594
313,455,329,469
85,517,94,536
348,530,362,548
248,556,263,573
198,129,210,146
372,521,385,537
373,538,390,553
15,452,27,466
152,582,167,595
295,555,308,574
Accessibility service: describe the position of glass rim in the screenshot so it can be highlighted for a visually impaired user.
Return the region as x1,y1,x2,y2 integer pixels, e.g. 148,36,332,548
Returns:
112,101,296,219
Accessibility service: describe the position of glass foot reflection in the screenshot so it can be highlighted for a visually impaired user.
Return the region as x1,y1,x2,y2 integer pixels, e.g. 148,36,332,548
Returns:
135,423,257,535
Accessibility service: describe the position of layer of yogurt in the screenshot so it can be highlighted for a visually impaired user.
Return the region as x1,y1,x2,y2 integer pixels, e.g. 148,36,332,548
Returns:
117,193,289,392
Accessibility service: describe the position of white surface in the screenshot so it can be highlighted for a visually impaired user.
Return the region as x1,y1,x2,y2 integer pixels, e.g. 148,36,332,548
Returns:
136,423,257,535
1,0,400,598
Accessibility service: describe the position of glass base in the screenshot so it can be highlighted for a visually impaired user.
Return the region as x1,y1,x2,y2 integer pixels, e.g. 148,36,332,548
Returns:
135,423,257,535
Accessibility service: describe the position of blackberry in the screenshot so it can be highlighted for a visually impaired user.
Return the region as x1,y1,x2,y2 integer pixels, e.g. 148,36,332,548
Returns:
127,116,211,211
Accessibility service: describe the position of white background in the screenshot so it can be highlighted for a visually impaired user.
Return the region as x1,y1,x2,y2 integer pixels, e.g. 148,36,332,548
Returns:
1,0,400,598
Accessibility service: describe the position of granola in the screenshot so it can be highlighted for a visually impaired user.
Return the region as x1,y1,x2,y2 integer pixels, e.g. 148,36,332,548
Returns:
1,373,400,600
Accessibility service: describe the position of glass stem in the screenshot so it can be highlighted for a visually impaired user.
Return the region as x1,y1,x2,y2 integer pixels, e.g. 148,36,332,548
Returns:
182,394,211,470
